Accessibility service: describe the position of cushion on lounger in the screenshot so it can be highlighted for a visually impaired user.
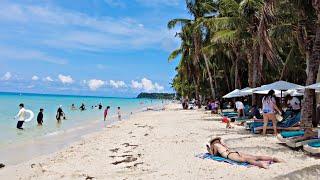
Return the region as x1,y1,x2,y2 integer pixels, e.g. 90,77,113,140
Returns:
280,131,305,138
309,141,320,148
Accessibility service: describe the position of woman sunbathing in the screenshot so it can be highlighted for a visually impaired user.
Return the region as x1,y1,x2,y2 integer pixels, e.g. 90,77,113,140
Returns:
206,137,283,169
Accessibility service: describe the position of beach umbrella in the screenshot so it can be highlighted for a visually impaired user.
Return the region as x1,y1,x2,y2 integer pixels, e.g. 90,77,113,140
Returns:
253,81,304,103
239,87,254,96
254,81,304,91
222,89,241,98
285,89,304,96
254,90,284,97
305,83,320,90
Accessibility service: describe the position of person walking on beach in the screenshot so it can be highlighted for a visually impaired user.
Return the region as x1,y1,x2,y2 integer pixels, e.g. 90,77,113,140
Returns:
15,103,26,130
262,90,282,136
117,107,121,120
37,108,44,126
56,105,65,121
104,106,110,121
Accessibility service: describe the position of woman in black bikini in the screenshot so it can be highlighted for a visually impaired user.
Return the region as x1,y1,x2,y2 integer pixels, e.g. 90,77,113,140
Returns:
206,137,283,169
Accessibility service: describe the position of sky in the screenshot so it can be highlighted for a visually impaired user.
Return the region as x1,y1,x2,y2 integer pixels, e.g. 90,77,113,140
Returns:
0,0,190,97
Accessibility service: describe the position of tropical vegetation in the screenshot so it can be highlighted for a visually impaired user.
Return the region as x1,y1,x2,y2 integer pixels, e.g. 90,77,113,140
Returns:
168,0,320,127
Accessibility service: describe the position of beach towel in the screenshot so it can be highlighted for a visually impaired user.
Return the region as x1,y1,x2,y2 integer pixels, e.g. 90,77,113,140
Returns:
196,153,249,166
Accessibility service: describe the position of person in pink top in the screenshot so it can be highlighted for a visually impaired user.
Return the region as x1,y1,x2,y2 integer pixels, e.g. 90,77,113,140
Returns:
104,106,110,121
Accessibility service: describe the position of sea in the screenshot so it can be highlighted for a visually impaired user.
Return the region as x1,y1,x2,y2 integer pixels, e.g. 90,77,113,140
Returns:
0,92,164,164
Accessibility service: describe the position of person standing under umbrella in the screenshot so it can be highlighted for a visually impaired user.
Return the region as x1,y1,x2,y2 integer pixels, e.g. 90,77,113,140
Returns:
262,90,282,136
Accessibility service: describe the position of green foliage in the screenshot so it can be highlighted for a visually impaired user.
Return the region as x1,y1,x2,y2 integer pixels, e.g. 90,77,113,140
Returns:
136,93,175,99
168,0,312,100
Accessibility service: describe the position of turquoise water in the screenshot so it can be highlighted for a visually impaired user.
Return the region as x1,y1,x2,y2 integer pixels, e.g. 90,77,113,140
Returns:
0,92,162,147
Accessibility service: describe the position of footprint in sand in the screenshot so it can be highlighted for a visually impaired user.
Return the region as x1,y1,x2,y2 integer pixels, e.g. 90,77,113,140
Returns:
111,157,138,165
109,148,120,153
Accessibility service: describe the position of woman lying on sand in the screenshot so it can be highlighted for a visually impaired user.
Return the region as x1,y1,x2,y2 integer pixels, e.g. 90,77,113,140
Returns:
206,137,283,169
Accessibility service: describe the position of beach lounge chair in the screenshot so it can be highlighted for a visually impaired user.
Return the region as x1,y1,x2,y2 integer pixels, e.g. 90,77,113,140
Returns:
276,130,305,143
250,113,301,134
303,140,320,154
286,138,319,148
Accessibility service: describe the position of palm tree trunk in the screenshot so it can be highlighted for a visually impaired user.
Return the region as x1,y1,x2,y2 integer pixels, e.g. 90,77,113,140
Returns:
233,47,241,89
300,16,320,128
247,51,253,87
203,54,216,99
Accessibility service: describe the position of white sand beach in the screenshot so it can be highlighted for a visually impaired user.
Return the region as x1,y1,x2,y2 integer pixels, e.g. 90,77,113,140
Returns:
0,103,319,180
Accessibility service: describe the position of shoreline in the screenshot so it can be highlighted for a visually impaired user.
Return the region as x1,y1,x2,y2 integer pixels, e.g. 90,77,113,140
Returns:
0,103,319,179
0,102,165,166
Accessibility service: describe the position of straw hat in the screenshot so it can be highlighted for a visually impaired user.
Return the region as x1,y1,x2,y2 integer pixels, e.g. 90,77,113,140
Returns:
209,137,221,145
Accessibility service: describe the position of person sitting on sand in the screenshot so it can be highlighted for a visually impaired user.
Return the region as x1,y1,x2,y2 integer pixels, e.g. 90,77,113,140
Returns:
206,137,283,169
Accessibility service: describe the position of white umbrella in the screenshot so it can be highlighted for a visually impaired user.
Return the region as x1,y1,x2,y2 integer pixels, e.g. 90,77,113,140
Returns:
254,90,284,97
305,83,320,90
239,87,253,96
223,89,241,98
285,89,304,96
254,81,304,91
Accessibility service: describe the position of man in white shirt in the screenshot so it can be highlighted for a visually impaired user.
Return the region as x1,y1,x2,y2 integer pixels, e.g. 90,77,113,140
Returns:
287,95,301,113
235,99,244,117
15,103,26,130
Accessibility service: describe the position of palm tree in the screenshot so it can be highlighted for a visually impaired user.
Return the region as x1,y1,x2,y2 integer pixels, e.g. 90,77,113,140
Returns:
300,0,320,129
168,0,217,103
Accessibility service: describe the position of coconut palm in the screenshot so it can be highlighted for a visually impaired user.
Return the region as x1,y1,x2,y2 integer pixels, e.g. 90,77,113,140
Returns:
168,0,217,103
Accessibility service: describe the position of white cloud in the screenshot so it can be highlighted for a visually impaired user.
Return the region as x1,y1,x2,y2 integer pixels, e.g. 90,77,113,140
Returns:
135,0,181,7
96,64,106,70
104,0,126,8
0,2,177,52
27,85,35,89
58,74,74,84
44,76,54,82
87,79,105,91
109,80,126,88
131,78,164,92
31,75,39,81
131,80,143,89
0,45,67,65
1,72,12,81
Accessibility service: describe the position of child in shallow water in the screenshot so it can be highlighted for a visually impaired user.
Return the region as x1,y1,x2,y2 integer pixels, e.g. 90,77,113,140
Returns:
206,137,283,169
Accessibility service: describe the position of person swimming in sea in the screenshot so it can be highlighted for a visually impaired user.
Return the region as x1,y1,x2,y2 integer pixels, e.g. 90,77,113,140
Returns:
56,105,65,121
37,108,44,126
98,103,103,110
71,104,77,110
80,103,86,111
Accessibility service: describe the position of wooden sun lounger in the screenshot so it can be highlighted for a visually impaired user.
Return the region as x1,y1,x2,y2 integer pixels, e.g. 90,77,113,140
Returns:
304,141,320,154
253,126,300,134
286,138,319,148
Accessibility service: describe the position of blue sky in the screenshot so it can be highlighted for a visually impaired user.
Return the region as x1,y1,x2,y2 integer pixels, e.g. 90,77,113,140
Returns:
0,0,190,97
